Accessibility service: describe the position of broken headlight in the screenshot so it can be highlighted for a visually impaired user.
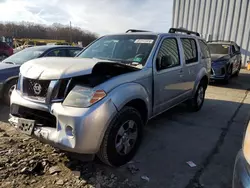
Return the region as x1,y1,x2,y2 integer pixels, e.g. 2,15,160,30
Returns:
63,85,106,108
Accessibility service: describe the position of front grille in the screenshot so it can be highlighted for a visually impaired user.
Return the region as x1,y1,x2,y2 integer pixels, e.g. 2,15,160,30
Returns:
10,104,56,128
212,67,226,76
23,78,50,98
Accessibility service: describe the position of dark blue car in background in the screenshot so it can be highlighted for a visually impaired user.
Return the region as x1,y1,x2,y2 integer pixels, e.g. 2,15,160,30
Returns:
207,41,242,84
0,45,82,104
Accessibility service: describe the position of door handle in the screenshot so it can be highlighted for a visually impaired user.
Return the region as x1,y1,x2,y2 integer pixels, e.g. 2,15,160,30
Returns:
179,69,184,78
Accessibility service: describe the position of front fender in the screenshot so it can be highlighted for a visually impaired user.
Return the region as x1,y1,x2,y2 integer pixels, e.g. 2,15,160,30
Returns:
109,82,151,116
4,75,19,85
192,67,209,96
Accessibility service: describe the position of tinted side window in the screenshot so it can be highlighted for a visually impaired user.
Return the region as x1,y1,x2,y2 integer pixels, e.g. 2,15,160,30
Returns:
234,44,240,52
68,49,81,57
3,43,9,48
156,38,180,70
199,40,210,59
46,49,67,57
232,45,236,54
181,38,198,64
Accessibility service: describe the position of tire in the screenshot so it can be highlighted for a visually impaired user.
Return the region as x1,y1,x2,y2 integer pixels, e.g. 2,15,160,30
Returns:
188,81,206,112
222,65,232,84
3,79,17,105
97,106,143,167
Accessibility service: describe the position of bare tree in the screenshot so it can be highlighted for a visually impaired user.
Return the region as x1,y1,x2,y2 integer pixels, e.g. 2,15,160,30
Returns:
0,21,98,46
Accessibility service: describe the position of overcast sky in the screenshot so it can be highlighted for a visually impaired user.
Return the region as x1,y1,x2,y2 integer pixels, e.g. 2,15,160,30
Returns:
0,0,173,35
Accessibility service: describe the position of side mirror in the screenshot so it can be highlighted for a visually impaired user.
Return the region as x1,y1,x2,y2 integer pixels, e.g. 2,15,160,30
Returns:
157,55,172,70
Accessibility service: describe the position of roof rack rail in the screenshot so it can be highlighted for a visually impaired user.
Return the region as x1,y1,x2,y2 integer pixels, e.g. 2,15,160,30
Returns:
126,29,150,33
168,28,200,36
207,40,234,43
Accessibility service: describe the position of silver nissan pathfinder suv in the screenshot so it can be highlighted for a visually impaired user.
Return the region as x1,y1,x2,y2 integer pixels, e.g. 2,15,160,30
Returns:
9,28,211,166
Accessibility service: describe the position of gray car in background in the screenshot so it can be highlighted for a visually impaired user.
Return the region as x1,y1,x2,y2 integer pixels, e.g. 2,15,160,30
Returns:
0,45,82,104
9,28,211,166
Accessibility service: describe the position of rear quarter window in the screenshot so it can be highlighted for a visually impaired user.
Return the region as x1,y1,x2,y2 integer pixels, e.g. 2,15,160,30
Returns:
181,38,198,64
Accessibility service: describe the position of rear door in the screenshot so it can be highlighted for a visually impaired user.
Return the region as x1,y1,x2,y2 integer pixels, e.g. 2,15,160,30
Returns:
153,37,187,114
180,38,200,91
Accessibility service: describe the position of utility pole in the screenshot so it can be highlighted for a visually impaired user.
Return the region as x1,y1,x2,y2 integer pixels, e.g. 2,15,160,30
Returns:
69,21,72,44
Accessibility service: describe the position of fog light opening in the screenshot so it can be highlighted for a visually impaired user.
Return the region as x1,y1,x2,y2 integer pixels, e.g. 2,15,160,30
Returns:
65,125,74,137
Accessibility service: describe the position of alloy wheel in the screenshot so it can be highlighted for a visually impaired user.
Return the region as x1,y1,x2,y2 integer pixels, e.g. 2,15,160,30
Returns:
8,85,16,98
197,86,204,107
115,120,138,155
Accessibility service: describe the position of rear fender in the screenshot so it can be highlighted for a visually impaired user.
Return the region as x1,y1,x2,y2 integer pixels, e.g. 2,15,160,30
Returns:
192,67,208,96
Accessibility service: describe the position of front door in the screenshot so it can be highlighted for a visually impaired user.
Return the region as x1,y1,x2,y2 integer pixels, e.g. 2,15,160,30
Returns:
153,37,187,115
231,44,241,73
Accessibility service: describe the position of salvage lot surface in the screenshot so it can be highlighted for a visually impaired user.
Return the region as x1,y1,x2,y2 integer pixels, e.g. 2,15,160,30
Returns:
0,70,250,188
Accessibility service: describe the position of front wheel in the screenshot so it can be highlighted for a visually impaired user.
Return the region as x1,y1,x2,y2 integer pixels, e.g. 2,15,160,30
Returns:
222,65,233,84
188,82,206,112
3,79,17,105
97,106,143,167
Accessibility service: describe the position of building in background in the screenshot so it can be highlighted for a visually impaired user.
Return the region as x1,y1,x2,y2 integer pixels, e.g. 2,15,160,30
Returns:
172,0,250,67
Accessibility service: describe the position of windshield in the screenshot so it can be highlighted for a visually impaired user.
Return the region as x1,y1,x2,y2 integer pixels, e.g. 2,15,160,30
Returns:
78,35,157,68
2,47,46,65
208,44,230,55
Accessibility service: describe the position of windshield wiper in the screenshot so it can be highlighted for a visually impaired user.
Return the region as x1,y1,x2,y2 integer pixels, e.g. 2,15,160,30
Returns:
3,62,15,65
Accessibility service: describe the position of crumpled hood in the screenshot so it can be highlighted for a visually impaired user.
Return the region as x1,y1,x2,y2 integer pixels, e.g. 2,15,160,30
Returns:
211,54,230,62
20,57,101,80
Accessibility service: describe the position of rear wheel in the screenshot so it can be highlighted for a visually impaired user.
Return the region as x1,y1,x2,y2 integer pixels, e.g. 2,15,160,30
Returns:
97,106,143,167
188,81,206,112
3,79,17,105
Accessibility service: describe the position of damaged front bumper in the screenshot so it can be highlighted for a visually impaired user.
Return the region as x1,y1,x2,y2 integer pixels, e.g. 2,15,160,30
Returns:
9,89,118,154
210,66,227,80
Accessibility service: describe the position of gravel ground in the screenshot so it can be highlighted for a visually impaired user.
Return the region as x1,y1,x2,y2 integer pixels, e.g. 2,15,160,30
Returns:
0,122,139,188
